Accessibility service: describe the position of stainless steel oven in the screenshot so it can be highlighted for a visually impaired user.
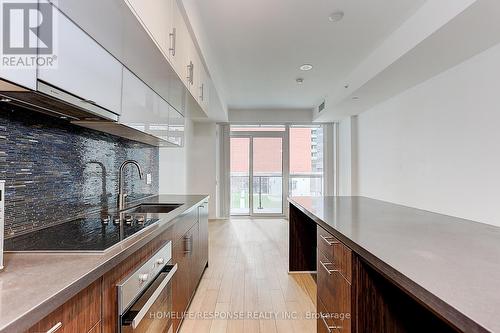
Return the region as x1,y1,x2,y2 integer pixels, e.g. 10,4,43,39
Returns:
117,242,177,333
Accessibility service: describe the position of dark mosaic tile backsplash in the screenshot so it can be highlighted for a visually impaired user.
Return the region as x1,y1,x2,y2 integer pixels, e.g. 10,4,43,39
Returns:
0,104,159,237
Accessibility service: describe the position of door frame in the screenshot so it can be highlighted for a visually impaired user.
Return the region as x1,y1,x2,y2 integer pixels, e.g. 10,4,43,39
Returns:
230,129,289,217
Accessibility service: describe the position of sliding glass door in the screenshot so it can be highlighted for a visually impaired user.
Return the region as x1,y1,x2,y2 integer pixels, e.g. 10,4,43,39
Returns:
252,137,283,215
230,129,285,216
230,137,250,215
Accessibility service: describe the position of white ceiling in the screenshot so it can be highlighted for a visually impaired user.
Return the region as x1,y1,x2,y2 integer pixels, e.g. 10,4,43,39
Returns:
189,0,426,110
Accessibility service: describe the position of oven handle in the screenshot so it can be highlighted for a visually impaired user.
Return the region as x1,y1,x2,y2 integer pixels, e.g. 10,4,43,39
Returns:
130,263,177,329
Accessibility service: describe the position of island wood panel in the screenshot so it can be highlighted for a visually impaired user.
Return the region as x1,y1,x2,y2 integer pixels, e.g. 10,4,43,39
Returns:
26,278,101,333
289,203,317,272
353,256,461,333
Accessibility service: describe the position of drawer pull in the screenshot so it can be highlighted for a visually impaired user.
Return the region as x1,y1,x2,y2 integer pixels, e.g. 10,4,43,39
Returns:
320,314,336,333
320,234,339,246
46,322,62,333
320,260,338,275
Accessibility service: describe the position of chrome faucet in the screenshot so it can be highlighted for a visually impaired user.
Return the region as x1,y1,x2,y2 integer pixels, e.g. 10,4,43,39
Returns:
118,160,144,211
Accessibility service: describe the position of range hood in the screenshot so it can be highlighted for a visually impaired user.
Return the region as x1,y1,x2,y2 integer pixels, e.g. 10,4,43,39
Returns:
0,79,175,147
0,79,119,122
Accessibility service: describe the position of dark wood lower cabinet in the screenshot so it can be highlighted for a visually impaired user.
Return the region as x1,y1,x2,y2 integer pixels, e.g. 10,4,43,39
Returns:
26,278,101,333
315,224,460,333
173,201,209,332
317,227,353,333
172,224,195,332
26,201,209,333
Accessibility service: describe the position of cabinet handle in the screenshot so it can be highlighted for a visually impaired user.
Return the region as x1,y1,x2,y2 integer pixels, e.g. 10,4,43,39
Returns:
46,322,62,333
320,234,339,246
82,99,97,105
199,83,204,101
320,314,336,333
320,260,338,275
186,62,194,85
169,28,176,56
184,234,193,253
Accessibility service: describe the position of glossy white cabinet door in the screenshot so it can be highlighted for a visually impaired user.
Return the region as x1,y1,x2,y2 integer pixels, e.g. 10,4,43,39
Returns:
0,3,37,90
170,0,190,82
125,0,173,58
168,106,185,147
38,4,123,114
121,68,169,140
0,68,36,90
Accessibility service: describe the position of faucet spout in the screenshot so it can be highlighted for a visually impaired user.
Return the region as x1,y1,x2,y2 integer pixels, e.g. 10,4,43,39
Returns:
118,160,144,211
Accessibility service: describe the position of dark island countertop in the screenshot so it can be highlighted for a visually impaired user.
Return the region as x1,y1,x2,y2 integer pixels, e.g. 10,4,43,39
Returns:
0,194,208,333
289,196,500,333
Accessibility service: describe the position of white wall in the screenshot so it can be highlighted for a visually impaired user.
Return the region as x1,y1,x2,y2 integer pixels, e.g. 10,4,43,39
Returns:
353,41,500,226
229,108,313,123
338,116,358,196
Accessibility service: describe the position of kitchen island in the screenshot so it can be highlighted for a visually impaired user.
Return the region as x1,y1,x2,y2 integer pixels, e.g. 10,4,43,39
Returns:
0,194,209,333
289,196,500,333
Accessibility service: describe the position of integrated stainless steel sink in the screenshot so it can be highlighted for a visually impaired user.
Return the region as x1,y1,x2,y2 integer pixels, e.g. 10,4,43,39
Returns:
124,203,183,214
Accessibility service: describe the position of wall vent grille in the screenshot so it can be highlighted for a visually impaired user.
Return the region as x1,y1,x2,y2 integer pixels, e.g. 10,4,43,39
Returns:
318,100,326,113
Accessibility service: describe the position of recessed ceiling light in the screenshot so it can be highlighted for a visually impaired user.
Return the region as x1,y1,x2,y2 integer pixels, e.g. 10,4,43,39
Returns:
299,64,313,71
328,10,344,23
296,78,304,84
0,98,12,103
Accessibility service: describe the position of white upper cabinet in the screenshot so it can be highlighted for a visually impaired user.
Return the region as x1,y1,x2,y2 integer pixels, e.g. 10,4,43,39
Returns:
170,0,191,83
124,0,214,117
125,0,174,58
0,1,38,90
0,68,36,91
38,4,123,114
189,47,210,114
122,67,184,146
121,67,169,140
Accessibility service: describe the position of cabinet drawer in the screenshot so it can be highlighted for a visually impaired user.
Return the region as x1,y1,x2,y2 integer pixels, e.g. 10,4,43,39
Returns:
317,226,352,282
317,252,351,333
27,279,101,333
318,297,341,333
173,208,198,243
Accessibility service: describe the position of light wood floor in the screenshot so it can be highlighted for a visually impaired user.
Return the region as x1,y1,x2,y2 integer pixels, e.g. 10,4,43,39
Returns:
179,218,317,333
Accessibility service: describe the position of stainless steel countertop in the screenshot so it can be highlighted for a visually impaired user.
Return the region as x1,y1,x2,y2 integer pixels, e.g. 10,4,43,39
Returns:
289,196,500,333
0,194,208,333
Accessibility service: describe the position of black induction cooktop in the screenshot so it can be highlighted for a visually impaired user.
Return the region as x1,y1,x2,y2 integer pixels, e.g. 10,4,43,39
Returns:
4,215,160,252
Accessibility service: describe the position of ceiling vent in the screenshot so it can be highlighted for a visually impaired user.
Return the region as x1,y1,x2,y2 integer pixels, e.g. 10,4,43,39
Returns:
318,100,326,113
